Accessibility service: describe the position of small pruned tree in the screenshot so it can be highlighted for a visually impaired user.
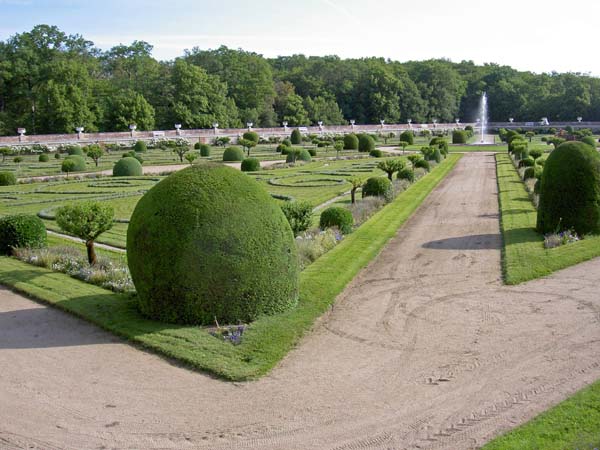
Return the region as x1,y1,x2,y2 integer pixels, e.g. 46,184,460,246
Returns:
170,140,190,162
334,141,344,159
377,159,404,181
185,153,198,165
399,140,409,154
529,149,543,161
61,159,76,178
548,137,566,149
86,144,104,167
55,202,114,265
525,131,535,142
407,154,422,169
348,176,363,204
0,147,11,164
239,138,257,156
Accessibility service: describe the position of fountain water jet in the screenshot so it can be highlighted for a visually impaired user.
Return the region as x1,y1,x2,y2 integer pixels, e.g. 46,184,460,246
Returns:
479,92,488,143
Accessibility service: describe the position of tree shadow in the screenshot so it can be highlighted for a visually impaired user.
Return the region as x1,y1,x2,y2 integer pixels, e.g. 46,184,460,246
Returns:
422,233,502,250
504,227,544,245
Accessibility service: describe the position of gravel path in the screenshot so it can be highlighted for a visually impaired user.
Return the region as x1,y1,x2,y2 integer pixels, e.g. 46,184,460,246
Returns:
2,153,600,449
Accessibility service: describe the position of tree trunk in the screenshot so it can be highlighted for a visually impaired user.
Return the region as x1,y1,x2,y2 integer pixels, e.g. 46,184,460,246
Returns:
351,188,356,204
387,172,393,181
86,239,97,265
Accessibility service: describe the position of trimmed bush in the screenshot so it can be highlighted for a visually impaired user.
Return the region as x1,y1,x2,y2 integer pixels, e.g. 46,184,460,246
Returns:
133,141,147,153
241,157,260,172
127,164,299,325
113,157,143,177
243,131,259,143
519,157,535,168
399,130,414,145
581,136,597,148
291,129,302,145
343,134,359,150
199,144,211,157
433,148,442,163
0,214,46,255
414,159,431,171
281,200,313,236
276,144,288,153
358,134,375,153
369,149,383,158
66,145,83,156
285,148,311,163
362,176,392,201
529,149,543,160
308,148,317,157
222,146,244,162
63,155,86,171
298,149,312,162
537,141,600,235
54,153,61,159
452,130,468,144
282,138,291,147
194,142,201,150
397,167,415,182
0,171,16,186
319,206,353,234
523,167,536,179
38,153,49,162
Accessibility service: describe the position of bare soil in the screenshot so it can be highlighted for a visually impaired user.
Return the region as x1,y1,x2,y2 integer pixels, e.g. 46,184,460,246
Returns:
2,153,600,449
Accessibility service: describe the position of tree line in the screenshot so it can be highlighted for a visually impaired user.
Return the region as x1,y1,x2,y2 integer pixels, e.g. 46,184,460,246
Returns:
2,25,600,136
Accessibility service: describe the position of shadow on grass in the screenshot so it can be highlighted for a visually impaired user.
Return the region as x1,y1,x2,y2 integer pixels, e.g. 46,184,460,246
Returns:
422,233,502,250
503,227,543,245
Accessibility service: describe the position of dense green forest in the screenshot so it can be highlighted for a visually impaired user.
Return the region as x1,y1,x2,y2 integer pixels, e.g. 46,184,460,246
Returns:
1,25,599,135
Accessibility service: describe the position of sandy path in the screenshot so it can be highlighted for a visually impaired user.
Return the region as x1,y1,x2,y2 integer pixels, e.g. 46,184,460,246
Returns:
2,153,600,449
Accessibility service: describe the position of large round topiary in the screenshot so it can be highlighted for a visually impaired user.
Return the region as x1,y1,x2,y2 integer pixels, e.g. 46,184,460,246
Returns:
63,155,86,171
319,206,354,234
38,154,49,162
133,140,147,153
452,130,468,144
343,134,359,150
222,146,244,162
241,157,260,172
127,164,299,325
362,176,392,201
537,141,600,235
243,131,259,143
0,214,47,255
358,134,375,153
199,144,211,157
399,130,414,145
0,171,16,186
113,157,143,177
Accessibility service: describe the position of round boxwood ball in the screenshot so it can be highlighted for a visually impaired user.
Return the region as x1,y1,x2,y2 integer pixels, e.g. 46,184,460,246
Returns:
362,176,392,201
241,157,260,172
0,171,16,186
63,155,86,171
127,164,299,325
399,130,414,145
370,149,383,158
319,206,353,234
358,134,375,153
414,159,431,171
222,146,244,162
297,149,312,162
397,167,415,182
452,130,468,144
113,157,143,177
54,153,61,159
537,141,600,235
133,140,147,153
343,134,359,150
243,131,259,143
0,214,47,255
38,154,49,162
199,144,211,157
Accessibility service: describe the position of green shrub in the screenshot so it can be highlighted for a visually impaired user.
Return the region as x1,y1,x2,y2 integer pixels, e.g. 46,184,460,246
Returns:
465,125,474,132
280,145,292,155
397,167,415,182
362,176,392,201
66,145,83,156
343,134,359,150
285,149,311,163
415,159,431,171
369,149,383,157
113,157,143,177
222,146,244,162
276,144,288,153
519,157,535,168
133,141,147,153
308,148,317,157
63,155,86,172
452,130,468,144
194,142,201,150
399,130,414,145
199,144,211,157
280,201,313,236
433,148,442,163
537,141,600,235
358,134,375,152
534,178,542,194
282,138,291,147
127,164,299,325
582,136,597,147
291,129,302,145
54,153,61,159
319,206,353,234
0,171,16,186
529,149,543,160
38,153,49,162
241,157,260,172
243,131,259,143
523,167,536,179
0,214,46,255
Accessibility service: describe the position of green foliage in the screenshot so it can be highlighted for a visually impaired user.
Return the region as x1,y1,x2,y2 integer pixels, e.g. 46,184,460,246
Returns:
343,134,359,150
0,147,12,163
452,130,468,144
529,149,543,160
282,138,291,147
194,142,201,149
397,167,415,182
358,134,375,152
127,164,299,325
222,146,244,162
240,157,260,172
54,152,61,159
285,148,311,163
290,129,302,145
199,144,211,157
184,153,197,165
276,144,289,153
243,131,259,143
377,159,404,180
13,156,23,163
519,157,535,168
581,136,597,147
362,176,392,201
62,155,86,172
238,138,257,156
0,214,47,255
537,141,600,235
0,171,16,185
369,149,383,157
60,159,76,175
523,167,536,179
133,140,147,153
113,157,143,176
319,206,353,234
38,153,49,162
66,145,84,156
280,200,313,236
85,144,104,167
415,159,431,171
308,148,317,157
399,131,414,145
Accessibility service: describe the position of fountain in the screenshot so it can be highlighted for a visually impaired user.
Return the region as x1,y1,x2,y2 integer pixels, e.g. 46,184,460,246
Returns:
479,92,488,143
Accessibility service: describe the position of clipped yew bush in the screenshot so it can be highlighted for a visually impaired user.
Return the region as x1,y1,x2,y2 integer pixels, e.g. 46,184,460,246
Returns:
397,167,415,182
222,146,244,162
0,171,16,186
415,159,431,171
38,153,49,162
241,157,260,172
243,131,259,143
199,144,211,157
452,130,468,144
308,148,317,157
127,164,299,325
358,134,375,153
537,141,600,235
113,157,143,176
319,206,353,234
343,134,359,150
370,149,383,157
0,214,46,255
291,129,302,145
66,145,84,156
362,176,392,201
582,136,597,148
63,155,86,171
399,130,414,145
519,157,535,168
133,141,147,153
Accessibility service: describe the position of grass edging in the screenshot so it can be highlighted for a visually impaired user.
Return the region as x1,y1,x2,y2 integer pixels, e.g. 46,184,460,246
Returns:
496,153,600,284
0,154,462,380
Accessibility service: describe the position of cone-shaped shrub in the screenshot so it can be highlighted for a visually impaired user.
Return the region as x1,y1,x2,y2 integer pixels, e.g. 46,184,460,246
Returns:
291,129,302,145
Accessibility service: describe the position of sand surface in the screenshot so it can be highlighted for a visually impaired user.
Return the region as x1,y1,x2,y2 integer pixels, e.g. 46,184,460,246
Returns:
2,153,600,449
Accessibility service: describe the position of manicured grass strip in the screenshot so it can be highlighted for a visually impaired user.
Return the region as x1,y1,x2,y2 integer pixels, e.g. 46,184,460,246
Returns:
496,153,600,284
449,144,506,152
0,154,461,381
481,379,600,450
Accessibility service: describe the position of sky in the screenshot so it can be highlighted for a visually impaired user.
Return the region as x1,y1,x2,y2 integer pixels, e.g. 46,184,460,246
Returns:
1,0,600,76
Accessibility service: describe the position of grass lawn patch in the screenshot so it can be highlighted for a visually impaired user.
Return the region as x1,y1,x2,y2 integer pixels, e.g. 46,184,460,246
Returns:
496,153,600,284
0,154,461,381
481,378,600,450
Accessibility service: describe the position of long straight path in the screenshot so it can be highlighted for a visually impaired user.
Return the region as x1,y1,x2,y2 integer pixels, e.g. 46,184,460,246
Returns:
2,153,600,449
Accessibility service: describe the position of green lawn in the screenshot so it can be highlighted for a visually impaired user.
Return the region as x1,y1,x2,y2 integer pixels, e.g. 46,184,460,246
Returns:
496,153,600,284
0,154,462,381
482,379,600,450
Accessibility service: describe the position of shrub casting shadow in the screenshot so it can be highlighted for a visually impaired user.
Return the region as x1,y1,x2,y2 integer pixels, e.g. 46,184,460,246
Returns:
422,233,502,250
